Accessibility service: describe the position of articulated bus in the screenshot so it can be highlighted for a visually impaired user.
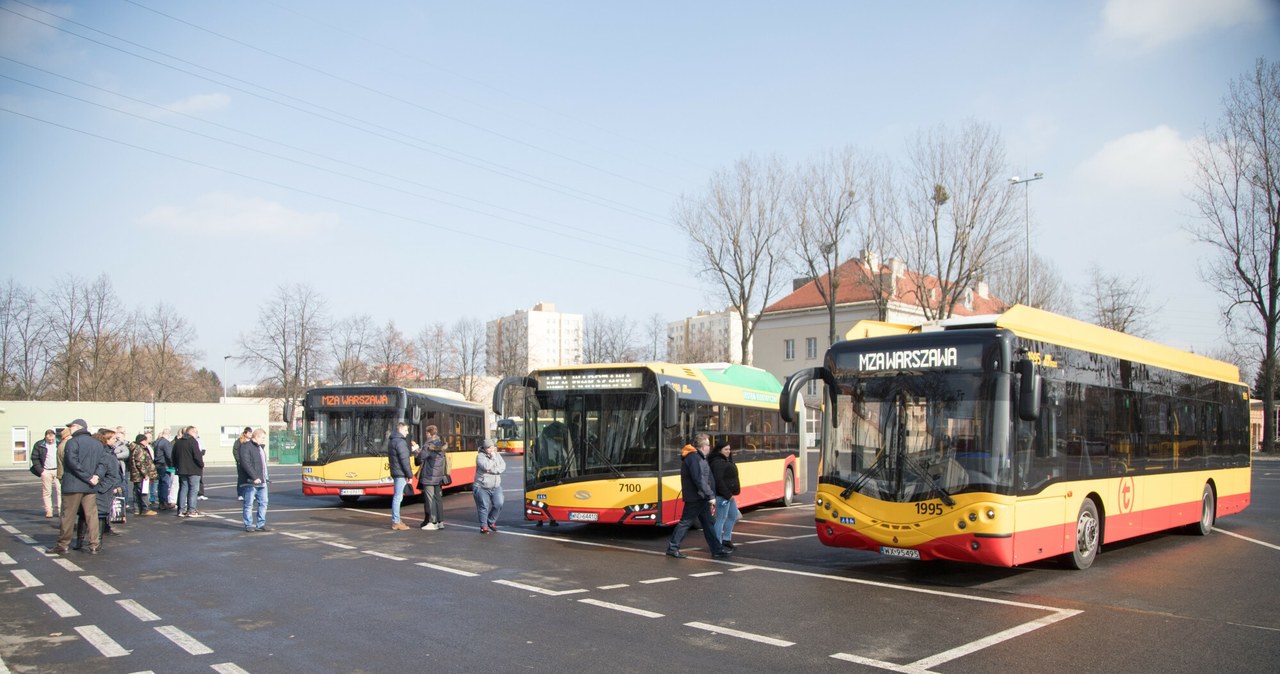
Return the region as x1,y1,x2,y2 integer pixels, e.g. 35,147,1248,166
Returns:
494,362,802,525
301,385,486,503
781,305,1251,569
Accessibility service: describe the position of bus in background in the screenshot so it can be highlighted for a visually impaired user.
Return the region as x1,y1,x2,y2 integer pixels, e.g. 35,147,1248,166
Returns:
494,362,802,526
781,305,1251,569
301,386,486,503
495,417,525,455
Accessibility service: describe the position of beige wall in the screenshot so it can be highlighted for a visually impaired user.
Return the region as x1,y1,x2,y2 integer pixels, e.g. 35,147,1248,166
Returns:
0,400,270,469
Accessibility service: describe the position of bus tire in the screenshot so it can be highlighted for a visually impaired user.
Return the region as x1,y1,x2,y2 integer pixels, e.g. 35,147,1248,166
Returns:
1187,483,1215,536
782,467,796,507
339,494,359,504
1069,498,1100,570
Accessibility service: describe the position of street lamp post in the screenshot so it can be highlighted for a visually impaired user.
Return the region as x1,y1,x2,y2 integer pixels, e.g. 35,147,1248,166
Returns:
222,355,233,400
1009,172,1044,304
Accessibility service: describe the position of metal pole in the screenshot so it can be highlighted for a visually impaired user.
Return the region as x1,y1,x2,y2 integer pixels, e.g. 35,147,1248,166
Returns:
1010,173,1043,304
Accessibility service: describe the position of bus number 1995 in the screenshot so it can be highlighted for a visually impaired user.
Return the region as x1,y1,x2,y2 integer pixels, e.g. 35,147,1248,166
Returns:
618,483,641,493
915,502,946,516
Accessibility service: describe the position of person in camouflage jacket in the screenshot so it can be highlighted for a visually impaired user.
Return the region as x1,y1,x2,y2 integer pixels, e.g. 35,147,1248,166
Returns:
128,434,159,516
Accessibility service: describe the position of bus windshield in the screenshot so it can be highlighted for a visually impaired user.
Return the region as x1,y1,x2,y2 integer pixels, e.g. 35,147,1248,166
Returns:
526,391,659,487
823,371,1012,501
304,409,399,463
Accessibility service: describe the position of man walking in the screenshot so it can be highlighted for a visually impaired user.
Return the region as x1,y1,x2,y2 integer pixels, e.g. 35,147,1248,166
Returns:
49,419,105,555
387,422,412,531
666,433,730,559
173,426,205,517
236,428,270,532
31,429,60,518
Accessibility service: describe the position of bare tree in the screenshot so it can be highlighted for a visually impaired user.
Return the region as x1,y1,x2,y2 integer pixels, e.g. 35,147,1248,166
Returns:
488,315,529,378
369,320,414,385
675,154,792,365
78,274,127,400
790,147,865,346
450,318,486,402
239,284,329,428
42,275,90,400
672,331,729,364
984,251,1073,314
1189,57,1280,452
1082,264,1159,336
137,302,201,401
643,313,666,361
415,322,449,387
582,311,639,364
895,120,1020,319
330,314,373,385
0,280,51,399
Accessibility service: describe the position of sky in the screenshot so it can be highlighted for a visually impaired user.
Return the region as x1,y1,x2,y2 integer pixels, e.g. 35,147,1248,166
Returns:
2,0,1278,388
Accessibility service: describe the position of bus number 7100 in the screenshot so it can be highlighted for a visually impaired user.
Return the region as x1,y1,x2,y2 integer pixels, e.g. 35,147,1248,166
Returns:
618,483,641,493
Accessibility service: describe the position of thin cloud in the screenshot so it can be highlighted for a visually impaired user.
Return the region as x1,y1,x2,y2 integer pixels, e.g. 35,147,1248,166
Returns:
162,93,231,115
1100,0,1268,50
1075,125,1192,195
139,193,339,237
0,1,72,57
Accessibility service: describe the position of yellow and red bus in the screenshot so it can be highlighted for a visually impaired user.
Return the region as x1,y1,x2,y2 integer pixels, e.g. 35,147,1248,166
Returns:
300,385,486,503
495,417,525,455
781,305,1251,569
494,363,803,525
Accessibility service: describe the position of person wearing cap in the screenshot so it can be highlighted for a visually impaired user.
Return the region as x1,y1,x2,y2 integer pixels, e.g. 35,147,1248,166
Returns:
128,433,158,516
49,419,107,555
473,438,506,534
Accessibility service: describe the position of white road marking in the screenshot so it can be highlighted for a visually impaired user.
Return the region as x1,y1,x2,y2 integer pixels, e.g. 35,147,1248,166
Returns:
15,534,37,545
1215,527,1280,551
734,520,814,530
0,552,13,564
156,625,214,655
362,550,406,561
577,598,664,618
117,599,160,622
830,652,929,673
50,557,82,572
211,663,252,674
36,592,79,617
639,577,679,584
321,541,356,550
416,562,478,577
686,621,795,647
81,575,120,595
597,583,629,590
279,532,309,539
1,525,19,534
910,609,1082,669
74,625,129,657
492,579,587,596
689,571,722,577
12,569,42,587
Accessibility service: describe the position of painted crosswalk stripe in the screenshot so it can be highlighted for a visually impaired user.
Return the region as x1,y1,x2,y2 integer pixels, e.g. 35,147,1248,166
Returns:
493,579,587,596
0,552,14,565
12,569,42,588
81,576,119,595
36,593,79,617
639,576,678,584
415,562,478,577
1,525,19,534
50,557,82,573
597,583,629,590
74,625,129,657
279,532,309,540
689,571,722,577
117,599,160,622
362,550,406,561
322,541,356,550
685,621,794,647
211,663,251,674
156,625,213,655
15,534,36,545
577,598,664,618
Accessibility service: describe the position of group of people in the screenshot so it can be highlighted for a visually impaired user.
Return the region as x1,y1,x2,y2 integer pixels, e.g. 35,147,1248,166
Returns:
34,419,272,555
387,422,507,533
667,432,742,559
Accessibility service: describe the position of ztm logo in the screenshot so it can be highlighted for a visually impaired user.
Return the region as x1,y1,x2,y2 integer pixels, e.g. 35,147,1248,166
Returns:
1118,476,1135,513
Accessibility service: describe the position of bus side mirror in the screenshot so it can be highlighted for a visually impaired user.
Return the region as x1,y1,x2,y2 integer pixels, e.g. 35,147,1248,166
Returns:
493,376,537,417
1016,359,1041,421
662,383,680,429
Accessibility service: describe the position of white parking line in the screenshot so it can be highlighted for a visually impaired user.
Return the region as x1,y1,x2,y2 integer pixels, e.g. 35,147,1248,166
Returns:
1215,528,1280,551
0,552,13,564
117,599,161,622
492,579,588,596
416,562,478,577
321,541,356,550
156,625,214,655
2,525,19,534
36,593,79,618
597,583,629,590
686,621,795,647
639,577,678,584
11,569,42,587
909,609,1082,670
363,550,406,561
577,598,664,618
74,625,129,657
211,663,252,674
81,576,119,595
689,571,722,577
50,557,82,573
15,534,37,545
279,532,309,540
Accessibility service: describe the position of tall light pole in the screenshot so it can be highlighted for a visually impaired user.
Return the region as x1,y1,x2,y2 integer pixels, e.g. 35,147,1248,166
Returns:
222,355,233,400
1009,172,1044,304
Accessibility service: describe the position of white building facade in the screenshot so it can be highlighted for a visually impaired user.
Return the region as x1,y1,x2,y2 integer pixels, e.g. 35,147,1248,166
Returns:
486,303,584,375
666,308,749,364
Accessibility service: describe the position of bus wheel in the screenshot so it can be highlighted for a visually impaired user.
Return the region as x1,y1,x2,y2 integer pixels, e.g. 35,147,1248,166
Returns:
1069,499,1100,570
339,494,359,504
782,467,796,507
1187,484,1215,536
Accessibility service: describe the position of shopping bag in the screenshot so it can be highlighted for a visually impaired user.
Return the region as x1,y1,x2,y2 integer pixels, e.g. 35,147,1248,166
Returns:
110,495,127,523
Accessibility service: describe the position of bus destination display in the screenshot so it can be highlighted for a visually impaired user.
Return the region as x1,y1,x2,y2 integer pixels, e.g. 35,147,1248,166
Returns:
540,372,644,391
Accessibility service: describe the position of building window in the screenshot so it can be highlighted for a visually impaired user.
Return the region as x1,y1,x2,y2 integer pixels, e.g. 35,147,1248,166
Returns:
784,339,795,360
805,337,817,360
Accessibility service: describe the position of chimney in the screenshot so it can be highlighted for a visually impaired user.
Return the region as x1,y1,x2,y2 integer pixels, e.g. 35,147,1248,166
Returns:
792,277,812,291
861,249,880,271
977,281,989,299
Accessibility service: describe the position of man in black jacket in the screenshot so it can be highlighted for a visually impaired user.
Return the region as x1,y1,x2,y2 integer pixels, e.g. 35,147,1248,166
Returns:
152,428,175,510
666,433,730,559
173,427,205,517
49,419,105,555
388,422,412,531
31,429,60,518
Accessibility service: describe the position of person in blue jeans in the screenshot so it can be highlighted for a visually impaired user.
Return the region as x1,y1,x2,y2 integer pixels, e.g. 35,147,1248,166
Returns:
388,422,413,530
473,438,505,533
666,433,731,559
237,428,270,532
708,439,741,550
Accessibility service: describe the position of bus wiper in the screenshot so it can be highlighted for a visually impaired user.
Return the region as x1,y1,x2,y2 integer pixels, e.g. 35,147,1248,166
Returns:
586,440,625,479
843,451,886,499
902,454,956,506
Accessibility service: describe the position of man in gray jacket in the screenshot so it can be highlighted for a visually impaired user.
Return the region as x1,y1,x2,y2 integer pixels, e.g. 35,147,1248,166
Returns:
49,419,105,555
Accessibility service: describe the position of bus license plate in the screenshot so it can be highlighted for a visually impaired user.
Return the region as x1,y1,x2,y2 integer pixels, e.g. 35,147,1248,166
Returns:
568,512,598,522
880,545,920,559
339,489,364,496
